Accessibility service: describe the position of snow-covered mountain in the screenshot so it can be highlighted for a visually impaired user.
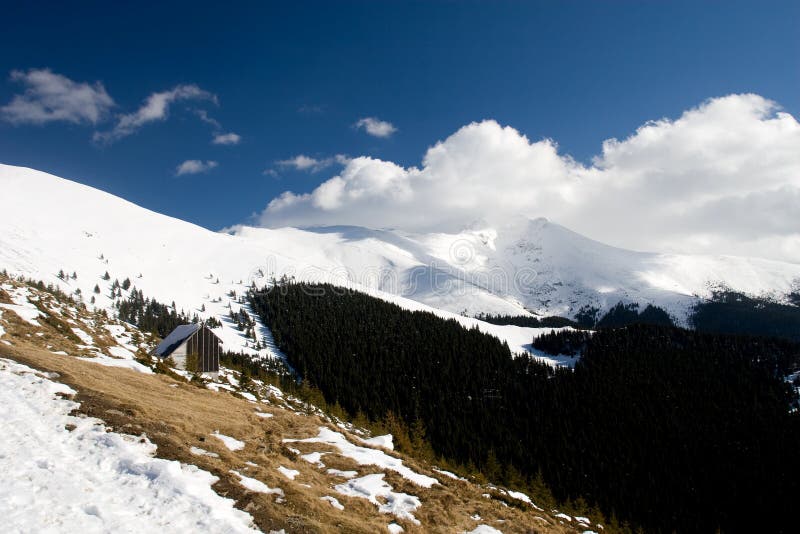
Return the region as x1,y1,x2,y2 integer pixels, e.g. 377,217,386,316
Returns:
2,163,799,355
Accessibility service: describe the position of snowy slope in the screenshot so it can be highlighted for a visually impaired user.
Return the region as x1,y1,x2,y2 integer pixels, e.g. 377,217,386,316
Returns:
0,357,258,533
2,163,799,357
409,217,800,323
228,220,800,325
0,164,563,362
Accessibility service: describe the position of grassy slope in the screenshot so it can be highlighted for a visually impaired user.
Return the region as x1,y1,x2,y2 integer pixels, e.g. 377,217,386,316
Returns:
0,278,581,534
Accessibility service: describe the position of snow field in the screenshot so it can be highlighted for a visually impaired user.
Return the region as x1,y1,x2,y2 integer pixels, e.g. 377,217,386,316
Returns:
14,163,800,368
0,357,258,534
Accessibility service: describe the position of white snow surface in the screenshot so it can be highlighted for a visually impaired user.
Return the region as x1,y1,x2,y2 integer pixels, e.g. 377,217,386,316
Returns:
3,164,797,361
432,467,466,481
0,357,257,533
0,285,43,326
71,327,94,345
77,355,153,374
361,433,394,450
190,447,220,458
320,495,344,510
327,468,358,479
463,526,504,534
230,470,283,496
277,465,300,480
285,427,438,488
300,451,327,467
506,490,533,505
334,473,422,524
211,431,245,451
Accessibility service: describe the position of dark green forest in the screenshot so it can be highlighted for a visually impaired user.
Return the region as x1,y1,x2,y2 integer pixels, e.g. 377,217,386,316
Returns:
117,288,198,337
691,290,800,342
249,281,800,534
474,312,579,328
477,301,674,330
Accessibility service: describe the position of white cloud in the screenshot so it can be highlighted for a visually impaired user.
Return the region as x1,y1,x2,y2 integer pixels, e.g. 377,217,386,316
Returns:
276,154,350,173
94,84,216,143
354,117,397,138
259,94,800,263
175,159,218,176
212,132,241,145
194,109,221,129
0,69,114,125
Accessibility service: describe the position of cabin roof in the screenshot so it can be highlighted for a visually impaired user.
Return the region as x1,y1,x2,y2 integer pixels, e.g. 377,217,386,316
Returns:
153,324,202,357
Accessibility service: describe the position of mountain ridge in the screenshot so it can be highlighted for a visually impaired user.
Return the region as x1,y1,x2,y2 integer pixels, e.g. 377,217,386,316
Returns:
2,162,799,341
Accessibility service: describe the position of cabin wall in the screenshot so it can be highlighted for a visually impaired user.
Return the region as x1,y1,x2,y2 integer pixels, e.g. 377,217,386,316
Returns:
185,327,221,374
170,342,188,370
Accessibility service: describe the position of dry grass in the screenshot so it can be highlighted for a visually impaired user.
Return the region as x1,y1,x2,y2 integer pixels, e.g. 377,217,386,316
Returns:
0,276,585,533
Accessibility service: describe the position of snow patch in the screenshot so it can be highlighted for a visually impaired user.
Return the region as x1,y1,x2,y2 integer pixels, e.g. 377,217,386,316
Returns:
462,526,504,534
190,447,220,458
433,467,466,481
285,427,438,488
277,466,299,480
71,327,94,345
230,470,283,495
0,358,258,533
211,431,245,451
300,451,326,468
320,495,344,510
77,355,153,374
107,345,135,359
360,433,394,450
334,473,422,524
327,468,358,479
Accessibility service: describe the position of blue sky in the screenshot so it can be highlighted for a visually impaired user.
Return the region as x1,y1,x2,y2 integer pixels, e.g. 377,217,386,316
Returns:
1,1,798,242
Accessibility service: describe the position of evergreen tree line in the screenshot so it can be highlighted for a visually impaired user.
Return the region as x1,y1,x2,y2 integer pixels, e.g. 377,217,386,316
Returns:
117,288,198,337
249,281,800,533
691,290,800,342
474,312,579,328
479,302,674,330
531,329,592,355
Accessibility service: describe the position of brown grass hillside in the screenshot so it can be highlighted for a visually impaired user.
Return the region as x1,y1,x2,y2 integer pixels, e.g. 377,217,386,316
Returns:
0,277,594,533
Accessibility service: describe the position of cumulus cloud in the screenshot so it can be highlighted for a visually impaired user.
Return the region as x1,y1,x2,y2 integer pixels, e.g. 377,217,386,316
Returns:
0,69,114,125
276,154,350,173
94,84,217,143
259,94,800,263
175,159,218,176
212,132,241,145
354,117,397,138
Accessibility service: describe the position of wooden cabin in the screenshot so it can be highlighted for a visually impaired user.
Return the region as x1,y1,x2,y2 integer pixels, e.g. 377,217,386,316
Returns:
152,324,221,375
